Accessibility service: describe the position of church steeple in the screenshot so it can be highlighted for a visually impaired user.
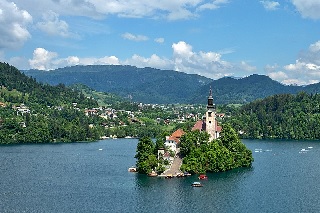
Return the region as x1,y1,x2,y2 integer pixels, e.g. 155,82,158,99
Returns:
207,86,215,111
205,86,216,140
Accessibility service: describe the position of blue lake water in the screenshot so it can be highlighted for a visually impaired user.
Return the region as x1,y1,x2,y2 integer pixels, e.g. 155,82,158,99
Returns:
1,139,320,213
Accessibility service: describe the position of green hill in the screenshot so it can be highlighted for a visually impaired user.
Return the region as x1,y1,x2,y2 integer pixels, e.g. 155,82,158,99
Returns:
192,74,301,104
0,62,103,144
227,92,320,140
23,65,320,104
23,65,212,104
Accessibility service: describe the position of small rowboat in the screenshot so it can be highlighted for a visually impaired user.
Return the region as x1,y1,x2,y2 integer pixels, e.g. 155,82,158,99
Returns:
191,182,203,187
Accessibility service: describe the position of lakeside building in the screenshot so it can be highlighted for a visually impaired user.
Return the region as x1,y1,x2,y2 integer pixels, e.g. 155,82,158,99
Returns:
164,129,185,153
192,88,222,141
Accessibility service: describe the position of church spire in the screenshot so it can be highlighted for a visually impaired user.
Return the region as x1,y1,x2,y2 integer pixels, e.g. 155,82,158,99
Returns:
205,86,216,140
207,86,214,108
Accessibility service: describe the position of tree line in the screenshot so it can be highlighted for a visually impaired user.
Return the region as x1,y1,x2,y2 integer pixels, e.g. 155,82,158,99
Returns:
226,92,320,140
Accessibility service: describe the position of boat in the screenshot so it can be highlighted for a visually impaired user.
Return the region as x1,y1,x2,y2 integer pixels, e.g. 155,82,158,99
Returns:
128,167,137,172
148,171,158,177
176,173,184,178
165,174,174,178
198,174,208,180
191,182,203,187
183,172,191,176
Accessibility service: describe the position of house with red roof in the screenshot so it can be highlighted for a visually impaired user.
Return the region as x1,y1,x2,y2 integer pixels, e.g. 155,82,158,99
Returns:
165,129,185,153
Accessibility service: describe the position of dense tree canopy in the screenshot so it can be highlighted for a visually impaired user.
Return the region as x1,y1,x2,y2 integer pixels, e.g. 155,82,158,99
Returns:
227,92,320,140
180,124,253,174
135,136,158,174
0,62,102,144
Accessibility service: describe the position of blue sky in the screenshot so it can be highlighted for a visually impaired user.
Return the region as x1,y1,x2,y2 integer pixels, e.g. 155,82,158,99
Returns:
1,0,320,85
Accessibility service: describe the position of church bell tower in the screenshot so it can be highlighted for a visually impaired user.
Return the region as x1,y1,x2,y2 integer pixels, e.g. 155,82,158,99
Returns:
206,87,216,140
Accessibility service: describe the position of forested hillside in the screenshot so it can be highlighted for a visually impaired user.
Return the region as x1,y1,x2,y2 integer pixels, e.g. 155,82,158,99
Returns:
192,75,304,104
0,62,103,144
23,65,212,104
227,92,320,140
23,65,320,104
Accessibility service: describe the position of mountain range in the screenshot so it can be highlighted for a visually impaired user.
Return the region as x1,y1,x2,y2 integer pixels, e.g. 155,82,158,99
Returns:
22,65,320,104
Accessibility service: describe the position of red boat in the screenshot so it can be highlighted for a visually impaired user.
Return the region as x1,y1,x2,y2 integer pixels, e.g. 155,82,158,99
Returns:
198,174,208,180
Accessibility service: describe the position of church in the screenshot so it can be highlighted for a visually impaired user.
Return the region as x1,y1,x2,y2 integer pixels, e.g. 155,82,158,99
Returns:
192,88,222,141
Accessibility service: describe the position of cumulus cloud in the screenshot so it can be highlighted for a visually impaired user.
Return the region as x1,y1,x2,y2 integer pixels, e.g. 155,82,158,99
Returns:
13,0,229,20
260,1,280,11
267,40,320,85
36,10,75,38
292,0,320,19
171,41,234,79
29,47,120,70
0,1,32,49
121,33,148,41
29,48,58,70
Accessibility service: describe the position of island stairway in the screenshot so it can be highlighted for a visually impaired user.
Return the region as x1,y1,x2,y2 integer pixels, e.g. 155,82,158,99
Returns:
161,148,183,176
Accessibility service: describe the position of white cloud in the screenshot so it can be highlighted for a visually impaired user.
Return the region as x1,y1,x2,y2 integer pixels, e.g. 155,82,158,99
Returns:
29,47,120,70
292,0,320,19
260,1,280,11
267,40,320,85
12,0,229,20
197,0,229,11
239,61,257,72
121,33,148,41
124,54,173,69
309,41,320,53
171,41,234,79
0,0,32,49
36,11,75,38
29,48,58,70
154,38,164,43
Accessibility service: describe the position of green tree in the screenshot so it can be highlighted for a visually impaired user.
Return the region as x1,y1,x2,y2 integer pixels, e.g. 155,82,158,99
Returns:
135,136,158,174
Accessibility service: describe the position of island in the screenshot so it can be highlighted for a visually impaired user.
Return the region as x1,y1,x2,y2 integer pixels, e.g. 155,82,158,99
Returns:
135,89,253,175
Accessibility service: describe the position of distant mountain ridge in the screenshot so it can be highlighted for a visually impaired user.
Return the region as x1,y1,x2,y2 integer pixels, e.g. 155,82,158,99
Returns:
22,65,320,104
23,65,212,104
192,75,302,104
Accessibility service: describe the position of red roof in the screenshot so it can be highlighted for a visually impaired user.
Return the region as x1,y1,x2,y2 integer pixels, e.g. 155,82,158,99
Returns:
192,120,205,131
169,129,185,144
192,120,222,133
216,121,222,132
171,129,185,138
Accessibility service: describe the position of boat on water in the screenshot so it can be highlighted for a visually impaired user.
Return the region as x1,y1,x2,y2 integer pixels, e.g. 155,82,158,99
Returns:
128,167,137,172
176,173,184,178
183,172,191,176
198,174,208,180
148,171,158,177
165,174,174,178
191,182,203,187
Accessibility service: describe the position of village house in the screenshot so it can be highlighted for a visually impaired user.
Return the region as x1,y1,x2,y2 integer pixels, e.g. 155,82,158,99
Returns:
14,104,30,115
164,129,185,153
85,109,98,116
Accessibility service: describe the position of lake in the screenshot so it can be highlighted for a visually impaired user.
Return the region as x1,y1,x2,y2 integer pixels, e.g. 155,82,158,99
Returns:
1,139,320,213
